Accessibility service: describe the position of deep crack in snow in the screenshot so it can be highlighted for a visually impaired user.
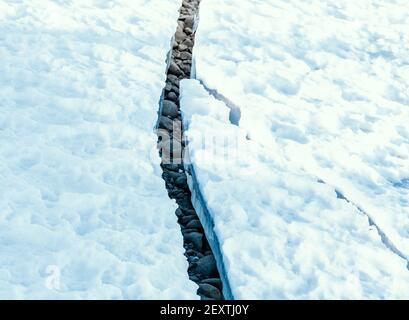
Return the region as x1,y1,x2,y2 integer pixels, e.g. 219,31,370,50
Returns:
318,179,409,269
155,0,227,300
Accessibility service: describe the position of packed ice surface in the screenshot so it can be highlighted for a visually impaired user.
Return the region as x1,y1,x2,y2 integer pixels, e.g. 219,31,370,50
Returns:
181,0,409,299
0,0,198,299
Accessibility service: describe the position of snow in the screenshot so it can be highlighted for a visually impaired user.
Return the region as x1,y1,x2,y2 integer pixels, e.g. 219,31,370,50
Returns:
181,0,409,299
0,0,198,299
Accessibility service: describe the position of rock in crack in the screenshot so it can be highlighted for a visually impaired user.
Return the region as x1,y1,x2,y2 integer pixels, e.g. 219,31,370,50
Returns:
156,0,225,300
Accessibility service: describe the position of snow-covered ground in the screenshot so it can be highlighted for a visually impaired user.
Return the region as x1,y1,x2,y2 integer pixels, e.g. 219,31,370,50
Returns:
0,0,198,299
181,0,409,299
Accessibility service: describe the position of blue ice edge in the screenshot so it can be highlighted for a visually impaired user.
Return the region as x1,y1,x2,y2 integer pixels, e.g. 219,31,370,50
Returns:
184,160,235,300
186,60,234,299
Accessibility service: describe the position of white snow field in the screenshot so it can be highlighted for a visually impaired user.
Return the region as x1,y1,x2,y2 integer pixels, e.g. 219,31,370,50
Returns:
0,0,198,299
180,0,409,299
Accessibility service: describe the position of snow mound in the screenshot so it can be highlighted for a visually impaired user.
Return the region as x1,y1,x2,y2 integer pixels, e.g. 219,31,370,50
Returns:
0,0,197,299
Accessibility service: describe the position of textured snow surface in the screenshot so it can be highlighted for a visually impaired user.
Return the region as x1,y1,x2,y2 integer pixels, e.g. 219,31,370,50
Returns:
0,0,197,299
182,0,409,299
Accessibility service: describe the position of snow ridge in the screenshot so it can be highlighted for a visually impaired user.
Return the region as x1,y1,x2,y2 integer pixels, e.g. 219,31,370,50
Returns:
195,79,241,126
324,181,409,268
